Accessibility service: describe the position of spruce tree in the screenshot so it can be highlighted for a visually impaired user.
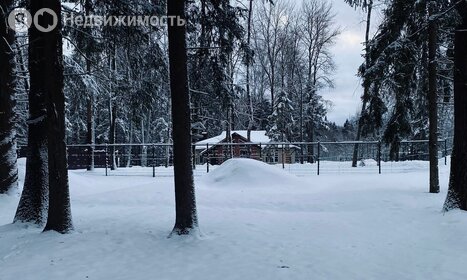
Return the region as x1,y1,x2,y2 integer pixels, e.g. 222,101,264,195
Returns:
443,2,467,211
37,0,73,233
168,0,199,235
15,0,50,224
0,0,18,195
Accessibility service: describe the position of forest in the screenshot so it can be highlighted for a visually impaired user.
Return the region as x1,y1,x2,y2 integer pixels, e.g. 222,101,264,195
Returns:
0,0,467,246
1,0,467,278
4,0,456,149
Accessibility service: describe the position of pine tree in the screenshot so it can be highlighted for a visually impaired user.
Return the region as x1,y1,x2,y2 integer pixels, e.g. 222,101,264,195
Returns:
443,2,467,211
36,0,74,233
360,0,455,167
268,89,294,141
62,0,170,168
382,40,415,161
15,0,50,224
0,0,18,194
427,1,439,193
187,0,247,136
168,0,199,235
344,0,375,167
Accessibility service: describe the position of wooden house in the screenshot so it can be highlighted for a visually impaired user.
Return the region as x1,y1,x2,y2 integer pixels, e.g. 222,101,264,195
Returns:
194,130,300,165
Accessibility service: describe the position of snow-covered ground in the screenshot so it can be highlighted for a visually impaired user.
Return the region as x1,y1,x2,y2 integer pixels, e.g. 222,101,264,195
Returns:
66,157,444,177
1,157,467,280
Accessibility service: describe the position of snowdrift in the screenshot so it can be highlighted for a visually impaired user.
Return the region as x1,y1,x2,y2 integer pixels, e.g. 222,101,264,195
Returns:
359,159,378,167
200,158,302,188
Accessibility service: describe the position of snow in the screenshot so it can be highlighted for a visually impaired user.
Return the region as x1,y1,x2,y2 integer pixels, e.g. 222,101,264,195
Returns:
200,158,304,188
1,158,467,280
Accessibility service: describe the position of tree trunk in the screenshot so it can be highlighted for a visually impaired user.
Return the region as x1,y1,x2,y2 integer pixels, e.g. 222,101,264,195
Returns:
352,0,373,168
126,115,133,167
443,27,467,211
271,67,275,113
168,0,198,235
246,0,254,141
300,86,304,164
307,121,315,163
85,0,94,171
428,2,439,193
15,0,50,224
351,110,365,167
109,103,117,170
0,0,18,195
36,0,73,233
389,140,400,162
86,93,95,171
141,117,147,167
109,49,117,170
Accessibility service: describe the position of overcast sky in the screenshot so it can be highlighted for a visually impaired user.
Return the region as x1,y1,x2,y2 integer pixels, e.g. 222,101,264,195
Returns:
321,0,380,125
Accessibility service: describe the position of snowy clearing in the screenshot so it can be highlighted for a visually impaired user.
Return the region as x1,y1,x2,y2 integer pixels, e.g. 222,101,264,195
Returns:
1,158,467,280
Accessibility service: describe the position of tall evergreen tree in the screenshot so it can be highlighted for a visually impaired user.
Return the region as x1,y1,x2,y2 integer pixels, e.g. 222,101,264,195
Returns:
443,2,467,211
62,0,169,168
15,0,50,224
359,0,455,167
0,0,18,194
34,0,73,233
168,0,199,235
187,0,247,136
427,1,439,193
268,89,294,141
344,0,375,167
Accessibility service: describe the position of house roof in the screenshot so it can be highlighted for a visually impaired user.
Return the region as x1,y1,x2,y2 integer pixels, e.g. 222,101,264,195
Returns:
194,130,270,150
194,130,301,152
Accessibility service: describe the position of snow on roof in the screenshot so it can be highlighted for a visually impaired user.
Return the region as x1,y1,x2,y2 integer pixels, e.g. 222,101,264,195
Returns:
194,130,270,149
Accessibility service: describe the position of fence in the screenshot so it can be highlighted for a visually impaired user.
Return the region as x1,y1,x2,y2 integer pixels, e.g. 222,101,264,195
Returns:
19,139,452,177
17,138,453,177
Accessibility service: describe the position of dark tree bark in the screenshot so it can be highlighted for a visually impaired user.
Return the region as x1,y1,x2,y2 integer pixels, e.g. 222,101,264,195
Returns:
85,60,94,172
352,0,373,168
428,1,439,193
0,0,18,194
443,4,467,211
34,0,73,233
86,93,95,171
109,103,117,170
246,0,254,141
109,51,117,170
167,0,199,235
14,0,50,223
85,0,95,171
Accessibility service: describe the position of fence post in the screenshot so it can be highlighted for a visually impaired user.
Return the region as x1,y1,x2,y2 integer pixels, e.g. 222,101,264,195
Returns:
259,143,262,162
378,140,382,174
282,143,285,169
192,144,196,170
165,144,169,168
300,144,304,164
152,145,156,178
92,144,95,170
105,144,108,177
317,141,320,176
444,138,448,166
206,143,210,173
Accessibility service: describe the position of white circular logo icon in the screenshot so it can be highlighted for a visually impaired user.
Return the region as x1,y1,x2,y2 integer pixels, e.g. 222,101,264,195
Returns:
8,8,32,33
33,8,58,33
